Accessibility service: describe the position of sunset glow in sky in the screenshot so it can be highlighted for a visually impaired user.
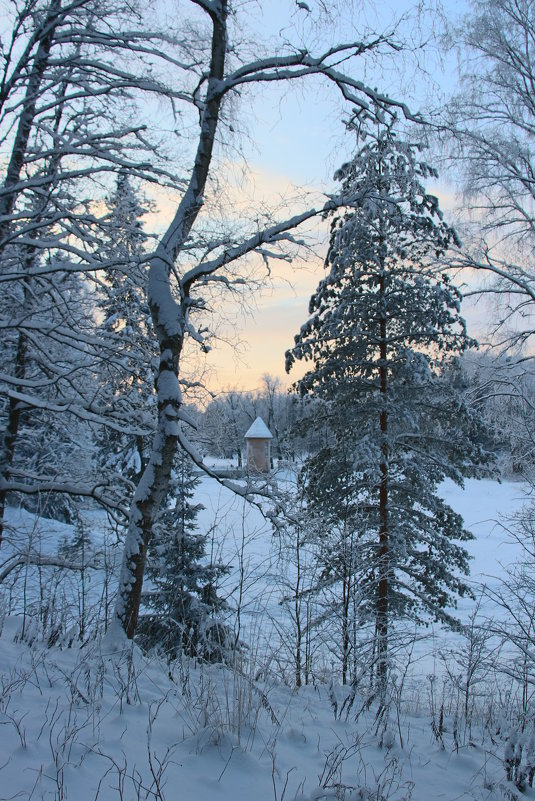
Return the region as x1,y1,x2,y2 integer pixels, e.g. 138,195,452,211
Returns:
147,0,474,395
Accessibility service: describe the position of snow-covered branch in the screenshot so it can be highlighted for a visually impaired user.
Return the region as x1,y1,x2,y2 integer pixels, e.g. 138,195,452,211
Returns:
181,200,341,292
5,390,152,436
224,49,418,122
0,551,105,584
0,477,130,522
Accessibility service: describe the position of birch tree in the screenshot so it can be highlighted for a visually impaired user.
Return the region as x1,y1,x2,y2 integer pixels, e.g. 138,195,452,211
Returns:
446,0,535,354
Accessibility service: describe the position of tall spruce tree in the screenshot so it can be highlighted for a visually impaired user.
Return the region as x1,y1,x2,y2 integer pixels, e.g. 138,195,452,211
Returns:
286,124,491,694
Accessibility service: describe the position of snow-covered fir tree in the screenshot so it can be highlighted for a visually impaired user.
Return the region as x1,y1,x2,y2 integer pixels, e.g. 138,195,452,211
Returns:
96,172,156,484
0,248,97,529
137,449,230,662
286,123,492,694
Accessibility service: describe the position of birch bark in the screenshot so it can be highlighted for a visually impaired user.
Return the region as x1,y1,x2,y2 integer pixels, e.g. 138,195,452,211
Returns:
112,0,229,639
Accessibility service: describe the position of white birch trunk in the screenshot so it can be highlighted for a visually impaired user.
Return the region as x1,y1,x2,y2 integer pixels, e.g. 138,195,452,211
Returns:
110,0,229,641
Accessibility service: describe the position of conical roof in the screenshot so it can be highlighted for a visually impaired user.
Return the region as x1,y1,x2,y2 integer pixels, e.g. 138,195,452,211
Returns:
244,416,273,439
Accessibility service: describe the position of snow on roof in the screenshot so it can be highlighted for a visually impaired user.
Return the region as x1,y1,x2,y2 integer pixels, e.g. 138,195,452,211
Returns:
244,416,273,439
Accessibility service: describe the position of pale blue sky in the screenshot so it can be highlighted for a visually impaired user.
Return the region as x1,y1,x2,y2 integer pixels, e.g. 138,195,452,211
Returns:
202,0,473,392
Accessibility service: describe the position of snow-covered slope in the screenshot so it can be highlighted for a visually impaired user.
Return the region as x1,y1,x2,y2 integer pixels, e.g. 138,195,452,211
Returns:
0,478,532,800
0,620,525,801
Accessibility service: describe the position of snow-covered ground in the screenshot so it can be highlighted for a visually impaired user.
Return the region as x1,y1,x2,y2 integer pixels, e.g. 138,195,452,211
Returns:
197,471,531,611
0,609,530,801
195,474,532,674
0,477,533,801
440,478,528,594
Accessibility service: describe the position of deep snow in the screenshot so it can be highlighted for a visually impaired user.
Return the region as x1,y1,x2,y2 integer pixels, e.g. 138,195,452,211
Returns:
0,477,533,801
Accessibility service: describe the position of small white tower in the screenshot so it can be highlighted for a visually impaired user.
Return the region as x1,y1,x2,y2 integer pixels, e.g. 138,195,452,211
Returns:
244,416,273,474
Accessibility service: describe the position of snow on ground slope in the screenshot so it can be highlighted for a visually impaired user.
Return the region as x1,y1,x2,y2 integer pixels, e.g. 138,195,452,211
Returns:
193,475,531,671
0,620,529,801
0,477,533,800
440,478,529,590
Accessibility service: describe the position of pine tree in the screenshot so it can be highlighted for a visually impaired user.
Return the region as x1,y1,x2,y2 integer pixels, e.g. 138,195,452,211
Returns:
137,450,230,662
286,124,491,694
